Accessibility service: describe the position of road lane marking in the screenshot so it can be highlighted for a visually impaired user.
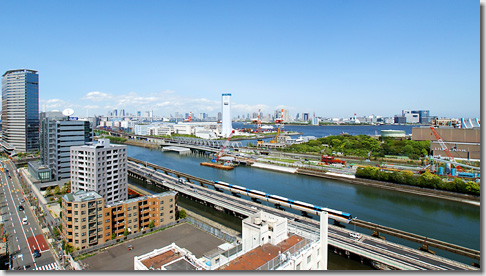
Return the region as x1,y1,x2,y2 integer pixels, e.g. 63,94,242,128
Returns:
17,245,20,250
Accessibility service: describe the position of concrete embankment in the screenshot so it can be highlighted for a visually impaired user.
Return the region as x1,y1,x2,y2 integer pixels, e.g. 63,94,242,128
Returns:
296,168,480,206
251,162,298,173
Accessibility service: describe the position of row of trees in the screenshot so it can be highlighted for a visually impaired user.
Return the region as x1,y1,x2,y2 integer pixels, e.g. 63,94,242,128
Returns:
281,135,430,160
355,166,480,196
45,182,71,197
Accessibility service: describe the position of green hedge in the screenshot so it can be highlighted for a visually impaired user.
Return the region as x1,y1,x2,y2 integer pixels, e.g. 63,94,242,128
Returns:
355,167,480,196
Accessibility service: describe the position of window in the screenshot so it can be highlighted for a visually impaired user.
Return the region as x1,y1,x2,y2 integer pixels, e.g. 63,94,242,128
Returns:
127,207,131,211
105,212,110,216
105,226,110,230
160,207,164,210
74,204,78,208
296,263,301,270
105,219,110,223
106,233,110,236
128,214,131,217
160,201,164,205
82,233,86,236
81,204,86,208
75,226,78,230
307,255,311,264
128,220,131,223
75,233,79,237
74,218,78,222
169,198,173,202
160,219,164,222
74,211,78,215
82,225,86,229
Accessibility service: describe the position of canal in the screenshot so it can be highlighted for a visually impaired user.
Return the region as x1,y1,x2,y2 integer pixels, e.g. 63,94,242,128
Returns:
126,144,480,267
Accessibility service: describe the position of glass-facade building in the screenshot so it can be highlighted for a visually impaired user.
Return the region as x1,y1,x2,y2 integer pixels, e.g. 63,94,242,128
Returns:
2,69,39,152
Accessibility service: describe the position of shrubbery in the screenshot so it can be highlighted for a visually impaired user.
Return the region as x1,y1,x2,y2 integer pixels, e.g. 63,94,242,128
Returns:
356,167,480,196
282,135,430,160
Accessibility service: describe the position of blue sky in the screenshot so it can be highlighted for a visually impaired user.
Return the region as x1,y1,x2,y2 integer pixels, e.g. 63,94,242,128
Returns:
0,0,480,119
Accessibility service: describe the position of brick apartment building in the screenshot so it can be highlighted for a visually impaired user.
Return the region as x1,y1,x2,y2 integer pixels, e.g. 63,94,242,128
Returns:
61,190,177,250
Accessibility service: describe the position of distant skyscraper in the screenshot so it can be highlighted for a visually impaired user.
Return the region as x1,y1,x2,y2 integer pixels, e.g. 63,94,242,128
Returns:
137,111,141,117
120,109,125,117
221,93,233,137
2,69,39,152
217,112,222,121
113,109,118,117
303,113,309,121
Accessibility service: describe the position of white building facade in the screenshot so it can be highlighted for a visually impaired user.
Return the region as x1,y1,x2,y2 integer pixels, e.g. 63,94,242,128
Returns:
221,93,233,137
70,139,128,205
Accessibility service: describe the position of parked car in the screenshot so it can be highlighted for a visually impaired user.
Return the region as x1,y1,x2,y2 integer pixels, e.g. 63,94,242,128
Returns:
22,217,28,225
18,205,24,211
349,232,361,239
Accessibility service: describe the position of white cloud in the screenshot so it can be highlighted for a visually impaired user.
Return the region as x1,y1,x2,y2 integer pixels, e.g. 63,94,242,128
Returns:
83,91,113,102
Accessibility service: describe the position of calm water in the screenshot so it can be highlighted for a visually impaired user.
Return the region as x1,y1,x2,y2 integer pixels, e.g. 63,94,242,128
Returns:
126,124,479,266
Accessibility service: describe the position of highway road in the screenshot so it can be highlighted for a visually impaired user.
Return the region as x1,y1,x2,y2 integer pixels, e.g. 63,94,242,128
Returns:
128,161,477,270
0,160,58,270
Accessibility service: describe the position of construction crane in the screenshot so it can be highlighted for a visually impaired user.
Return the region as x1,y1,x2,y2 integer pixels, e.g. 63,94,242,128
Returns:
212,130,235,163
184,112,192,122
251,109,262,132
429,127,465,172
268,109,285,144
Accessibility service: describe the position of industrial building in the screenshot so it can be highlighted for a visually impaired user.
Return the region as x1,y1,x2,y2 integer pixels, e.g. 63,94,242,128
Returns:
412,127,480,160
61,190,177,250
70,139,128,205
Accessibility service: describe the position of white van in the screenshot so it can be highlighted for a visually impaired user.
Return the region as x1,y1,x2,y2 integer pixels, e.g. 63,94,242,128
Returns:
349,232,361,239
22,217,28,225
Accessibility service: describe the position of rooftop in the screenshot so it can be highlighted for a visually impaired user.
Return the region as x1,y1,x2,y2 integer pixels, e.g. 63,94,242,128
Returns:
106,191,177,208
63,190,103,202
218,235,303,270
3,69,38,77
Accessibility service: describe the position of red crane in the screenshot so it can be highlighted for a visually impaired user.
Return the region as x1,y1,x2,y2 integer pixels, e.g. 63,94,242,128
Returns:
429,127,464,172
213,130,235,163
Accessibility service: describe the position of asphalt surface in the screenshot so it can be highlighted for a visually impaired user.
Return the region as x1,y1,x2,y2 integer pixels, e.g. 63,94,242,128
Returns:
81,222,226,270
0,160,57,270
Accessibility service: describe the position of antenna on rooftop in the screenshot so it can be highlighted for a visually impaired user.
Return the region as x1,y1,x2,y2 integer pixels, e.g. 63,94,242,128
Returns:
62,108,75,121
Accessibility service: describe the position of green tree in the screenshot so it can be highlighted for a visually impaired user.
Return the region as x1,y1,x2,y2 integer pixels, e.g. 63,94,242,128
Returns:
148,220,155,229
45,186,52,197
178,209,187,219
124,228,129,236
53,186,61,195
111,232,116,240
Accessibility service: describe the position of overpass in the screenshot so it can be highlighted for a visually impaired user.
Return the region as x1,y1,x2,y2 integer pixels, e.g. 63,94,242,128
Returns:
126,158,479,270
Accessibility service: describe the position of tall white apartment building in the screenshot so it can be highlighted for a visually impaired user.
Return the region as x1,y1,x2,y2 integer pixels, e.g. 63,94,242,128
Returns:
70,139,128,205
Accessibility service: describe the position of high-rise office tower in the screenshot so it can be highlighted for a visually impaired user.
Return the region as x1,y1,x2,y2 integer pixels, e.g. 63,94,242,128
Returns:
221,93,233,137
2,69,40,152
40,111,93,180
70,139,128,205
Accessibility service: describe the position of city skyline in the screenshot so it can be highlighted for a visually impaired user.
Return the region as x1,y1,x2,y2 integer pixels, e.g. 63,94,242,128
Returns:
1,0,480,119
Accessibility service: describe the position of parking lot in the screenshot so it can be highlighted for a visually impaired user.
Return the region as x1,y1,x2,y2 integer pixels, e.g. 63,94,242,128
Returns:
81,222,227,270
